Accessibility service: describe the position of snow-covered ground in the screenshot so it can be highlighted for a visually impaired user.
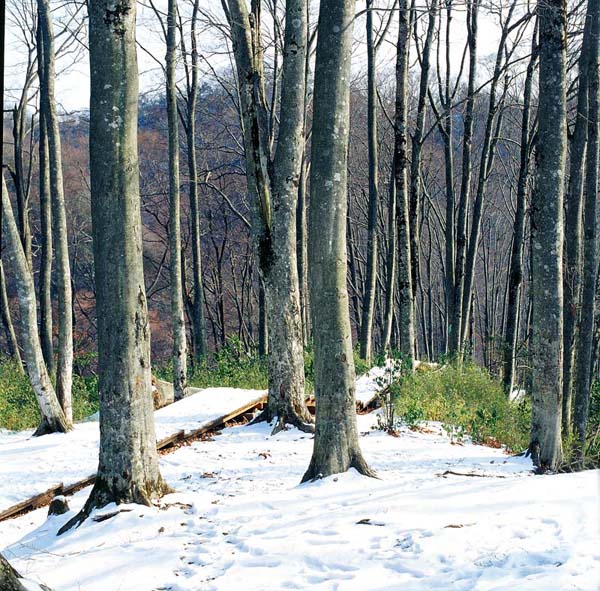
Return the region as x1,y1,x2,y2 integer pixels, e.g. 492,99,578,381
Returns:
0,387,266,512
1,389,598,591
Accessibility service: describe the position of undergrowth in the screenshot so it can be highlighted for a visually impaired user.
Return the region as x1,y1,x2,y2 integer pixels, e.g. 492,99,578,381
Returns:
385,359,531,453
0,357,98,431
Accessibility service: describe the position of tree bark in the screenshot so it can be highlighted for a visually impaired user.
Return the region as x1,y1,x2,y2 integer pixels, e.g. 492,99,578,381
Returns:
503,35,536,395
573,0,599,455
225,0,312,431
393,0,415,361
60,0,170,531
0,554,30,591
529,0,567,471
0,260,22,368
562,6,592,435
38,0,73,422
2,175,70,434
302,0,374,481
166,0,188,400
358,0,379,362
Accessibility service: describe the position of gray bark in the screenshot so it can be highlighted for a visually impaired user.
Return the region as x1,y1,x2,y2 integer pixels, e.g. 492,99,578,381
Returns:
225,0,312,431
562,8,592,434
0,554,28,591
393,0,415,360
184,0,208,363
450,0,478,354
0,260,22,367
167,0,188,400
60,0,170,531
358,0,379,362
38,0,73,422
382,166,396,352
2,174,70,434
503,34,536,395
302,0,374,481
529,0,567,471
573,0,599,454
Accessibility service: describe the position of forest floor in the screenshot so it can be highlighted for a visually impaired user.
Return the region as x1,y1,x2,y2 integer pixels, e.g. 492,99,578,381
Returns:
0,375,598,591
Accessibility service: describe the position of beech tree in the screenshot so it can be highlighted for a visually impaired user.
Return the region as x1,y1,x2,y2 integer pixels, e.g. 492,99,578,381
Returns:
224,0,313,432
59,0,170,531
1,175,71,434
529,0,567,471
302,0,374,481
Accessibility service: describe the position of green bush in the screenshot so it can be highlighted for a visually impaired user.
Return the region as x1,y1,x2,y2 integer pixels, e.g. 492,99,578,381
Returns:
389,360,531,452
0,357,99,431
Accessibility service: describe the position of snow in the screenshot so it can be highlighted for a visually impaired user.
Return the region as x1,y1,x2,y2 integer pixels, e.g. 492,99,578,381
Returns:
0,387,265,513
1,373,598,591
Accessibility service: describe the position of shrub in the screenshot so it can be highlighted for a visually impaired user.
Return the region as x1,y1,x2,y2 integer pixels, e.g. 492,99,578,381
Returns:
389,360,531,452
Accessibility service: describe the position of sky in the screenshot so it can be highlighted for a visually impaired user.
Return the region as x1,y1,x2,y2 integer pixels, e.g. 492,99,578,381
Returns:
3,0,510,113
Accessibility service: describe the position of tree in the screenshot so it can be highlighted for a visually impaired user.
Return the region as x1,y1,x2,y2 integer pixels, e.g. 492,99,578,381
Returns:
38,0,74,421
2,174,71,434
573,0,600,456
393,0,415,362
166,0,188,400
302,0,374,481
59,0,170,531
529,0,567,471
225,0,313,432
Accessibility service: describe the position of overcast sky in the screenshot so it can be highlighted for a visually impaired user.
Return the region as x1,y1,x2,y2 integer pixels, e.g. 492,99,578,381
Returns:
4,0,511,113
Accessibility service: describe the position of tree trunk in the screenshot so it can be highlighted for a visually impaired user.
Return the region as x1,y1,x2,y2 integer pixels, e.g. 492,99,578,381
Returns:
393,0,415,361
2,174,70,434
225,0,312,431
573,0,600,456
529,0,567,472
562,8,592,435
302,0,374,481
185,0,208,364
503,37,536,395
450,0,478,354
60,0,170,531
37,106,54,372
0,260,22,368
358,0,379,362
167,0,188,400
0,554,30,591
38,0,73,422
382,166,396,352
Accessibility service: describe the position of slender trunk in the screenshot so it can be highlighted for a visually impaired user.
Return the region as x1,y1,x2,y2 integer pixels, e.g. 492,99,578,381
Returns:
359,0,379,362
303,0,374,481
503,36,536,395
60,0,170,531
167,0,188,400
573,0,600,455
185,0,208,364
409,0,436,301
393,0,415,361
2,174,70,434
38,0,73,421
562,9,592,434
450,0,478,353
382,166,396,352
0,260,22,367
529,0,567,471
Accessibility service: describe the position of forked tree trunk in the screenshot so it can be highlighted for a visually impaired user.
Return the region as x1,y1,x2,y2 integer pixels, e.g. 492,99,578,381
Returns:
302,0,374,482
38,0,73,422
226,0,312,431
166,0,188,400
59,0,170,532
573,0,599,455
2,175,70,434
529,0,567,472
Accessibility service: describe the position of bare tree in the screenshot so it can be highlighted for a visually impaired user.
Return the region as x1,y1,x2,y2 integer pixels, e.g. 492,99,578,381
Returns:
302,0,374,481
